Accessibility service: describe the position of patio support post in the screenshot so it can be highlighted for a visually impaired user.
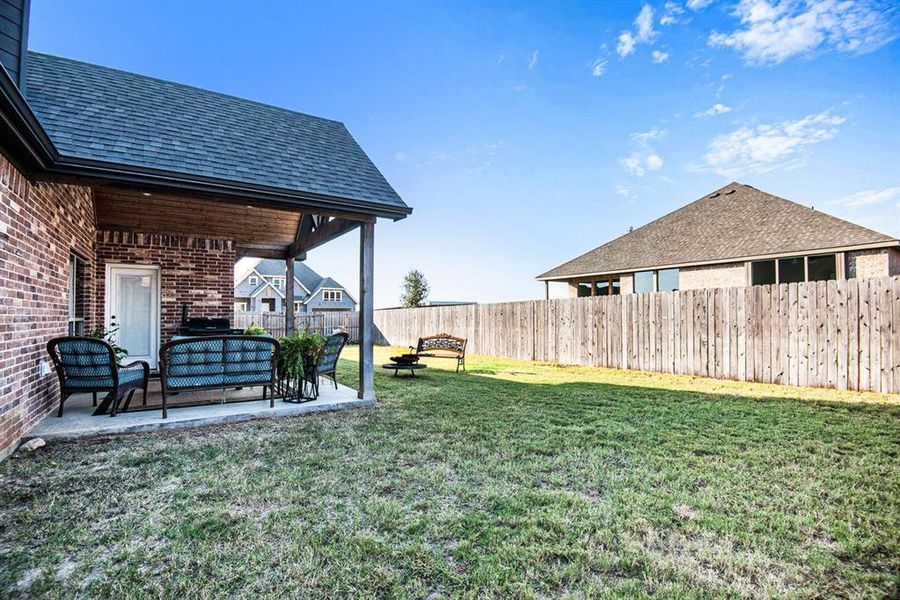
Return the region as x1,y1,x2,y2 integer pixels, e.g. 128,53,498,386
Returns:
358,221,376,401
545,281,549,300
285,256,295,335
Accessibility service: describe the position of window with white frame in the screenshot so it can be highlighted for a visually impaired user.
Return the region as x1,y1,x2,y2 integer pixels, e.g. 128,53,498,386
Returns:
323,290,342,302
248,275,258,286
68,253,86,335
269,276,285,288
294,301,302,312
235,301,248,312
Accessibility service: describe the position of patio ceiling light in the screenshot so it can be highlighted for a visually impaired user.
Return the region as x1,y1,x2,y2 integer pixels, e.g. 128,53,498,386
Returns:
141,192,152,197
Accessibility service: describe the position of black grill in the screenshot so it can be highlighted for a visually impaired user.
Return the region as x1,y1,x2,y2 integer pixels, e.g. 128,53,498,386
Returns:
178,317,243,336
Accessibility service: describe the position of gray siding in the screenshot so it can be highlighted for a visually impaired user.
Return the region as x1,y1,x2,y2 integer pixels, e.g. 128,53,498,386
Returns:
305,288,356,312
0,0,28,89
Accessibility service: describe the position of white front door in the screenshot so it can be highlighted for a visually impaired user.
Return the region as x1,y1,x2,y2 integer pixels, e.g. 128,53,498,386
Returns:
106,265,160,369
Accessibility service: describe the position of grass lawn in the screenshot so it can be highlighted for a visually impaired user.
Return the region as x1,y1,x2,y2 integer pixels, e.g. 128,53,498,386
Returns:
1,347,898,598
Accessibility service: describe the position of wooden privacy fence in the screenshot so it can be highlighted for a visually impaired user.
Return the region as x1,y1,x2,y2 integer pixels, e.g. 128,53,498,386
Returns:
374,277,900,394
234,311,359,342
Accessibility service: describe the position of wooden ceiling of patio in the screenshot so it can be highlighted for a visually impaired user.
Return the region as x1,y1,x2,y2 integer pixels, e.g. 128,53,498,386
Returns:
92,187,368,259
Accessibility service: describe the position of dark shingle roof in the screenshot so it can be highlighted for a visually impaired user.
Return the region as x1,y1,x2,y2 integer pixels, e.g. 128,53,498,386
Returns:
538,182,899,280
24,52,407,212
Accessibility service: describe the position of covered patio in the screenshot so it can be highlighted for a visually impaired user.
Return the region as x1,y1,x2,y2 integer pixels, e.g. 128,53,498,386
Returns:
86,182,382,402
0,49,411,455
27,378,367,442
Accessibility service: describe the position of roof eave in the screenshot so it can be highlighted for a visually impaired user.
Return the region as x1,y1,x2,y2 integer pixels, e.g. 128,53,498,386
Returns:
0,63,58,175
536,239,900,281
43,154,413,221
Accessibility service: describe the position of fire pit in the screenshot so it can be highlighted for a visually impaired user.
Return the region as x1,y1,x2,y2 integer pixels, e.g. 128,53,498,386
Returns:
389,354,420,366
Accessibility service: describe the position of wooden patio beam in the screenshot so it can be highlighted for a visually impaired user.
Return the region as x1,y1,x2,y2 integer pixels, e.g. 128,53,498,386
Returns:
286,213,315,258
358,221,375,401
285,256,296,335
289,217,363,257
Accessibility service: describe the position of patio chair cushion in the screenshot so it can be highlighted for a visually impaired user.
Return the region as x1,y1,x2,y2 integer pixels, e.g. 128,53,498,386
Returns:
223,338,275,383
164,338,226,389
117,366,147,387
53,338,116,389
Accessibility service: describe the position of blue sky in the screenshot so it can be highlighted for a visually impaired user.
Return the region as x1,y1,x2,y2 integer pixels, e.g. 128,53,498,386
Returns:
29,0,900,307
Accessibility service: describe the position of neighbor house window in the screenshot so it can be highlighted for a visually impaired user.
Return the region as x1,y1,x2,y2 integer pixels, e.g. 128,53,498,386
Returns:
248,276,258,286
323,290,342,302
752,254,839,286
577,282,592,297
808,254,837,282
68,254,85,335
294,301,302,312
262,298,276,312
779,257,805,284
589,276,620,296
657,268,679,292
234,301,248,312
752,260,776,285
634,271,654,294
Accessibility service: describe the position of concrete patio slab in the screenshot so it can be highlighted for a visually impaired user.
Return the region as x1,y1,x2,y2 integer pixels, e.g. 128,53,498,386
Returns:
26,381,371,442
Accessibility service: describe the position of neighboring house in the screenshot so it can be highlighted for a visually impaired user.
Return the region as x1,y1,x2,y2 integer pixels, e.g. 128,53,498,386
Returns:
0,10,410,457
538,183,900,297
234,259,357,313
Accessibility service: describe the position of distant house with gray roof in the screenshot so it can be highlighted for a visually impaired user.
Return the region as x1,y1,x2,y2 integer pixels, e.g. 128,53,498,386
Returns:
235,260,356,314
538,183,900,298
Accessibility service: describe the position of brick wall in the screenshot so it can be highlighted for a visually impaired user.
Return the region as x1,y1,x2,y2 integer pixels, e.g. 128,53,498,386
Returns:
847,249,892,279
95,231,235,343
679,262,747,290
0,156,96,459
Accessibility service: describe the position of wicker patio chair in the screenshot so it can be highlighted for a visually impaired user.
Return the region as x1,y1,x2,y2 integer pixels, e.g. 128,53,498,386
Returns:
46,337,149,417
316,332,349,390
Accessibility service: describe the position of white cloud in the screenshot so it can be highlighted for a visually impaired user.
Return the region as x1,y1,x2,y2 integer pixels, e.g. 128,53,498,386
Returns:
394,152,408,162
616,184,632,197
620,153,665,176
635,5,657,42
620,155,646,176
831,186,900,207
617,31,636,57
709,0,896,65
661,1,685,25
651,50,670,63
630,128,668,145
687,0,715,9
694,103,733,118
698,109,845,176
591,58,608,77
528,50,539,70
646,154,664,170
617,4,660,58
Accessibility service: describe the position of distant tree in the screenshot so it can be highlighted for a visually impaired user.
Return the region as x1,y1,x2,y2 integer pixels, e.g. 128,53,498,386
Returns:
400,269,430,308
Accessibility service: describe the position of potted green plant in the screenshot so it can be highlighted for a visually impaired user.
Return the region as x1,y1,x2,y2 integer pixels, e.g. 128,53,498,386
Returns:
277,331,326,402
88,326,129,365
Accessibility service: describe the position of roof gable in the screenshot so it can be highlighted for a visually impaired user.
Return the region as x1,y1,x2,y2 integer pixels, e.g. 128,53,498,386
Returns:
539,183,899,279
24,52,408,213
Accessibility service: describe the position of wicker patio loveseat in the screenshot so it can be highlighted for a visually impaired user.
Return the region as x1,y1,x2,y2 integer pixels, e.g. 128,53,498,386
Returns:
158,335,279,418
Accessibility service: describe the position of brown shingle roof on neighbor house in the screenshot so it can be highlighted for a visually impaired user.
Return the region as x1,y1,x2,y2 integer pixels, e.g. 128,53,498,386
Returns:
538,182,899,280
